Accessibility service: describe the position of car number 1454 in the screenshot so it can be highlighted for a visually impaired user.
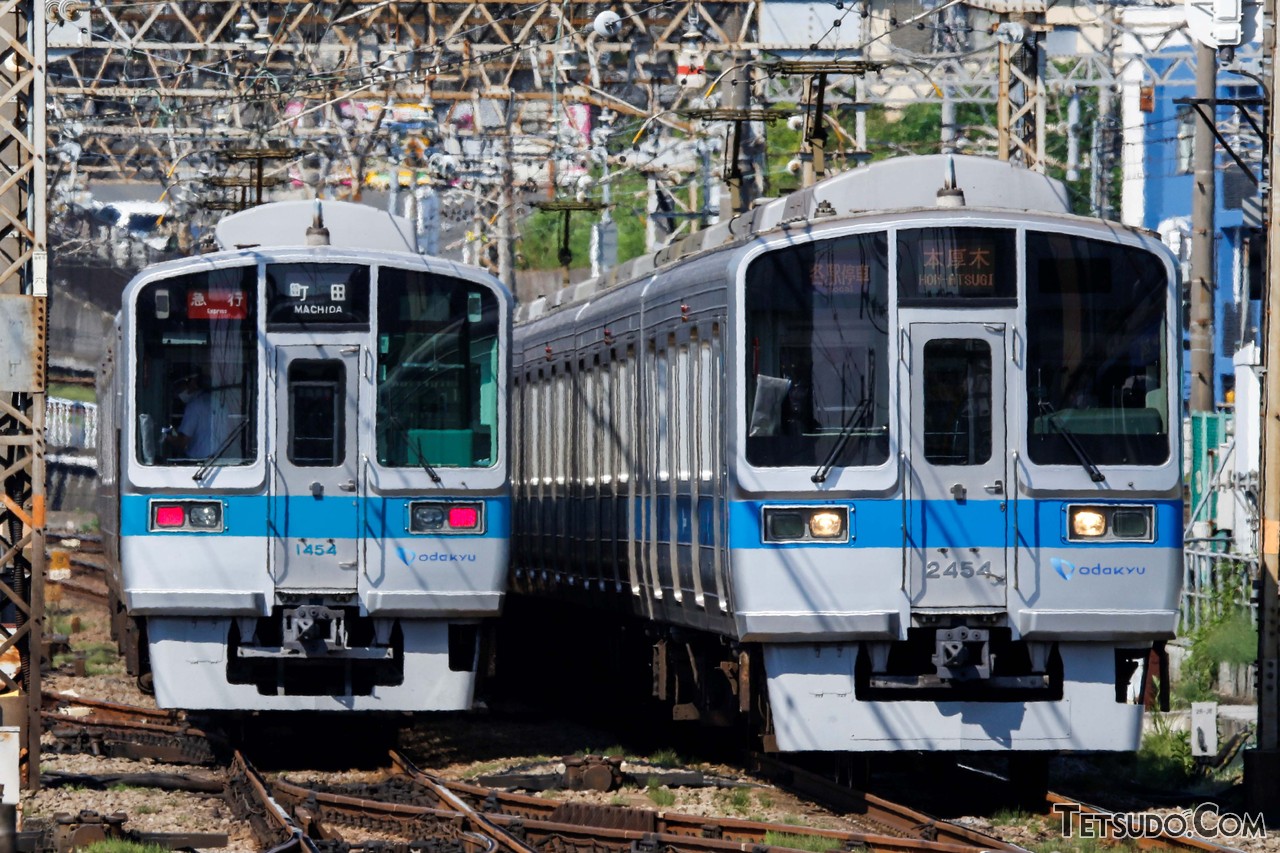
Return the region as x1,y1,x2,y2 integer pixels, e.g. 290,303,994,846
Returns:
295,542,338,556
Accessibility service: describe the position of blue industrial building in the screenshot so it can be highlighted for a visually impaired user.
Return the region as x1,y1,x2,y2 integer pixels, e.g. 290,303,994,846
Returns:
1125,47,1264,407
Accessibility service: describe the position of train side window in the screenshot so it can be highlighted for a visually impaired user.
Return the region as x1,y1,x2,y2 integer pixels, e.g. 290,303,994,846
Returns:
512,378,524,489
617,355,632,483
922,339,992,466
656,345,670,482
525,377,537,486
582,360,595,487
555,370,567,487
541,374,552,486
699,341,713,481
287,360,346,467
677,344,692,482
600,360,614,486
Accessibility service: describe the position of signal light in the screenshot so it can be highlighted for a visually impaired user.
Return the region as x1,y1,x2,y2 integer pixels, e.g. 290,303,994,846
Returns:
154,505,185,528
448,506,479,529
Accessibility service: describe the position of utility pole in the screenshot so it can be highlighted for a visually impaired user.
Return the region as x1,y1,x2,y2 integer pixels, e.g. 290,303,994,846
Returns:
1190,42,1217,413
726,59,757,214
1248,0,1280,814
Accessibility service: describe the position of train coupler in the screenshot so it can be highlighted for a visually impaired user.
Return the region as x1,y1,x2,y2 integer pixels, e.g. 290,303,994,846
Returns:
931,626,991,681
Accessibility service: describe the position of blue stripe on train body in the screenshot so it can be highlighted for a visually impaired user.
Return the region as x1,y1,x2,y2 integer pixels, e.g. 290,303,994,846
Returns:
716,498,1180,549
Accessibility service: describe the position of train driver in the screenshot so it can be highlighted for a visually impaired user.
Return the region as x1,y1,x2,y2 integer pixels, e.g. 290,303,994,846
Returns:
163,372,216,460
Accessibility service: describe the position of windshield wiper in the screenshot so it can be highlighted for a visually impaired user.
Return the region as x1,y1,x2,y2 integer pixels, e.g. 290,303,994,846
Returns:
812,398,873,484
384,410,443,485
192,419,250,483
1038,402,1105,482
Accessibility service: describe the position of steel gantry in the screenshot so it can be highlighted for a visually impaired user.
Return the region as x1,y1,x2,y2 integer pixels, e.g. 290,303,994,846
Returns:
0,0,44,793
45,0,1237,253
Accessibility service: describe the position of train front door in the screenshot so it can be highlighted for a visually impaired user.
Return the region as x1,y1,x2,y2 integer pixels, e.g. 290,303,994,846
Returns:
270,344,362,593
904,322,1009,609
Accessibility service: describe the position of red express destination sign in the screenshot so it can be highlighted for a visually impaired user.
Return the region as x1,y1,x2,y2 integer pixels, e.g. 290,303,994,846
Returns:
188,290,249,320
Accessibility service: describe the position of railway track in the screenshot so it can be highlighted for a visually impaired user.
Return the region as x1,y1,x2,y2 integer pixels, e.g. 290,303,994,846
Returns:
243,751,993,853
42,692,223,765
39,693,1252,853
389,752,1002,853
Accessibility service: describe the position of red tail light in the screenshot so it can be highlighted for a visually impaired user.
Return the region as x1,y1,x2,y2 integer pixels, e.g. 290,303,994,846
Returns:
154,505,185,527
447,506,478,529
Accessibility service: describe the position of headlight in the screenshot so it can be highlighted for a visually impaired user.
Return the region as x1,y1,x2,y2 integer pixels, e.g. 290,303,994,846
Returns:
1111,510,1151,539
1066,505,1155,542
766,512,806,540
762,507,850,543
1070,509,1107,538
187,503,222,529
809,511,844,539
410,503,446,531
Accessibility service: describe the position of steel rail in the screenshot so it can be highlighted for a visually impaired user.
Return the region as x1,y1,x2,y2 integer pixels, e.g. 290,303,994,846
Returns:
748,754,1026,851
53,577,108,604
268,772,499,852
227,752,320,853
42,691,181,723
389,752,1001,853
42,694,220,765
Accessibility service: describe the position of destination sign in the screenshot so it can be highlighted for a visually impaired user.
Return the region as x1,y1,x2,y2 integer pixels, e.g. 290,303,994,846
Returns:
187,289,248,320
266,263,370,327
917,242,997,295
898,228,1016,302
812,260,871,295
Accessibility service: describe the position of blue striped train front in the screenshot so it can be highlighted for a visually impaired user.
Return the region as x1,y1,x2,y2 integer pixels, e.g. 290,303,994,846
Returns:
511,155,1182,754
97,201,512,711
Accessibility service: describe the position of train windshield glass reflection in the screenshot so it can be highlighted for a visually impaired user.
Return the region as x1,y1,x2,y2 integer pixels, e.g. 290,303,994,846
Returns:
375,267,500,469
133,266,258,467
744,233,890,468
1025,232,1170,466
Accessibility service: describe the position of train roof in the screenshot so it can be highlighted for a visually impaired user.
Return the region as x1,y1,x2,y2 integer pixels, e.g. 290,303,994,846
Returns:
215,199,419,253
517,155,1100,324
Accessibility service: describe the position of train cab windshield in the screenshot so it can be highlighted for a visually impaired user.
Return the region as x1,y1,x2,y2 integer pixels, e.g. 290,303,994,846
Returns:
133,266,258,467
744,234,891,468
1025,232,1170,466
743,226,1171,473
375,267,501,469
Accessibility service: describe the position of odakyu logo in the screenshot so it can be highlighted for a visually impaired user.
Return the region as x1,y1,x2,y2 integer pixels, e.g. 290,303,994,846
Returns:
1051,557,1146,580
396,547,477,566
